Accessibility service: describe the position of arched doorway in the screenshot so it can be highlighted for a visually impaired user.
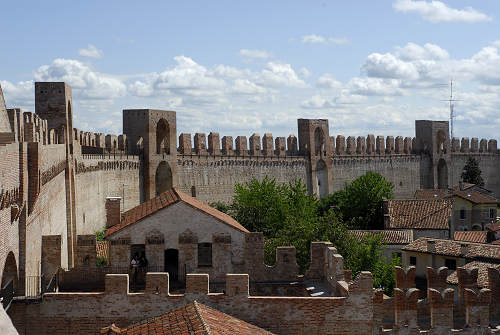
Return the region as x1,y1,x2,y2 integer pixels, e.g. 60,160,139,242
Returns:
155,161,173,196
156,119,170,155
1,252,18,308
436,130,447,154
316,160,328,199
314,127,325,156
164,249,179,281
437,159,448,189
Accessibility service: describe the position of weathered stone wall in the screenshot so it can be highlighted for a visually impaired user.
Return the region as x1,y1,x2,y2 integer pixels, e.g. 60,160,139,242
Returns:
176,155,308,203
451,153,500,197
74,154,141,235
331,155,422,199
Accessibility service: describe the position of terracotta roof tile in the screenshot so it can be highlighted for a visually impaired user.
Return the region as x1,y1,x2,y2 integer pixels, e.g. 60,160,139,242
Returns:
105,188,249,238
350,230,414,244
403,237,500,260
100,301,274,335
486,221,500,232
454,231,489,243
385,199,452,230
452,189,500,205
414,189,448,200
446,261,500,288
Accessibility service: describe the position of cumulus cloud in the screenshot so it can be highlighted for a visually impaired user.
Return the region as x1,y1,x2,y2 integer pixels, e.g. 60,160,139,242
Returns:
239,49,271,59
393,0,492,23
34,58,126,99
301,95,334,109
301,34,349,45
256,62,307,88
347,77,404,96
363,53,420,80
0,80,34,107
78,45,103,59
316,74,342,89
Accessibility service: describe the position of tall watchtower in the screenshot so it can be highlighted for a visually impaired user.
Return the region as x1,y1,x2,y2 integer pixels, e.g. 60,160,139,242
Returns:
123,109,177,200
415,120,451,189
297,119,333,198
35,82,74,142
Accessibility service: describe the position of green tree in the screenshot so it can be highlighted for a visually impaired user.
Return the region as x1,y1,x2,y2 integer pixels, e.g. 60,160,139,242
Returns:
320,171,394,229
461,157,484,187
209,201,230,214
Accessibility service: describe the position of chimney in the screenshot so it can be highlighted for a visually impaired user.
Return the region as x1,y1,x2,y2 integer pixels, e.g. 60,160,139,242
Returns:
460,243,468,257
427,239,436,253
105,197,122,228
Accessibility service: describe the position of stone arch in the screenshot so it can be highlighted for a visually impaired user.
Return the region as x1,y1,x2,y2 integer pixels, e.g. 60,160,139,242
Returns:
316,159,328,199
314,127,325,156
437,158,448,189
436,130,447,154
136,137,144,153
156,118,170,155
1,251,18,293
155,161,173,196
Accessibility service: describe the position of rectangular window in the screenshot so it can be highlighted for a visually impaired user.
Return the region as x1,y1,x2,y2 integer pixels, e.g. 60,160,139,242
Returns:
445,258,457,270
490,208,496,219
410,256,417,266
198,243,212,267
460,208,466,220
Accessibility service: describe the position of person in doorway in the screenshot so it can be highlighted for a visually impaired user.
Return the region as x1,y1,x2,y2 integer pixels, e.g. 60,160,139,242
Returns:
140,253,149,281
130,253,140,289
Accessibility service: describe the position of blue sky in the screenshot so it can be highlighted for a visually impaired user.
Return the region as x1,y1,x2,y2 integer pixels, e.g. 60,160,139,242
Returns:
1,0,500,141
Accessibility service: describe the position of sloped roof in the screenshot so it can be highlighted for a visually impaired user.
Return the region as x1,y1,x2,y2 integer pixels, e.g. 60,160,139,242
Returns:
105,188,249,237
487,222,500,232
453,189,500,205
385,199,452,230
403,237,500,261
446,261,500,288
454,231,489,244
414,189,448,200
100,301,274,335
350,230,413,244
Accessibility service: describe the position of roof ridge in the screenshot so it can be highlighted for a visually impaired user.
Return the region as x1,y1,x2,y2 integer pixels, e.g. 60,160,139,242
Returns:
193,301,212,335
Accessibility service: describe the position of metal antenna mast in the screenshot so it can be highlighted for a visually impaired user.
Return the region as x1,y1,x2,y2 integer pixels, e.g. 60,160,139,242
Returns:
441,80,461,140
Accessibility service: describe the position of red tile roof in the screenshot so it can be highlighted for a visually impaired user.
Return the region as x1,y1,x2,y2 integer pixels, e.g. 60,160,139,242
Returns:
100,301,274,335
446,261,500,288
414,189,448,200
403,237,500,260
486,221,500,232
105,188,249,238
452,189,500,205
454,231,489,243
385,199,452,230
350,230,414,244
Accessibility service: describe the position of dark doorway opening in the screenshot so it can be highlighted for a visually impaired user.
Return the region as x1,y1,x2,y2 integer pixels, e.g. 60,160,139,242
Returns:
164,249,179,281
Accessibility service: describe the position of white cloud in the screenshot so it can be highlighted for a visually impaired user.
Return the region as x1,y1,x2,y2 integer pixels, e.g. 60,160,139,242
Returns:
396,42,449,61
299,67,312,78
78,45,103,59
34,59,126,99
239,49,271,59
393,0,492,23
363,53,420,80
347,77,404,96
256,62,307,88
301,95,334,109
0,80,34,107
231,79,266,95
301,34,349,45
316,74,342,89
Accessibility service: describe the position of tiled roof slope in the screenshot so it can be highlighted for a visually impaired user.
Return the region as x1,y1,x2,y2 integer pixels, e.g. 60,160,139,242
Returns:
100,301,274,335
487,222,500,232
385,199,452,230
446,261,500,288
453,189,500,205
403,237,500,260
414,189,448,200
105,188,249,237
454,231,489,243
350,230,413,244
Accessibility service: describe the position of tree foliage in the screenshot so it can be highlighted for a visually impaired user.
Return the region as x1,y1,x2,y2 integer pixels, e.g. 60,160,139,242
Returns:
319,171,394,229
461,157,484,187
213,173,398,295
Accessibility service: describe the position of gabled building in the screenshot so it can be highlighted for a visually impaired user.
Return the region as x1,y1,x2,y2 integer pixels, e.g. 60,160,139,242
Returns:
383,199,452,239
104,188,249,282
350,229,413,262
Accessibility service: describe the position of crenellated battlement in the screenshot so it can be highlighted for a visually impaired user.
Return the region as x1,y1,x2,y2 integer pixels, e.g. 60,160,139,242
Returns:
451,136,499,154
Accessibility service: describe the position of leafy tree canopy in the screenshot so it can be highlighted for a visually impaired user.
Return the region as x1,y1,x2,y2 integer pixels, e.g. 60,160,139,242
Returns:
461,157,484,187
319,171,394,229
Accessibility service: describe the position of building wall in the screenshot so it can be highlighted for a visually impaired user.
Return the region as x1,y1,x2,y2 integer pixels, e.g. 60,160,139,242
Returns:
108,202,247,282
403,250,466,278
176,155,308,203
74,154,141,235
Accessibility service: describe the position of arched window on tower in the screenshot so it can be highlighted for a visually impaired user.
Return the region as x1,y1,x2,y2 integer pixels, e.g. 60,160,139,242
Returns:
314,127,325,156
156,119,170,155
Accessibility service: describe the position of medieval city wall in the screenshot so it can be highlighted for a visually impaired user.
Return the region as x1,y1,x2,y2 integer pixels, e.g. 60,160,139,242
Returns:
74,154,141,235
451,152,500,197
176,154,308,203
